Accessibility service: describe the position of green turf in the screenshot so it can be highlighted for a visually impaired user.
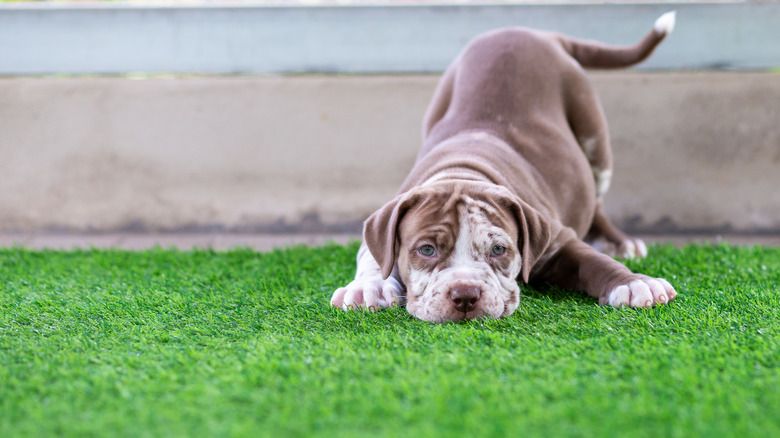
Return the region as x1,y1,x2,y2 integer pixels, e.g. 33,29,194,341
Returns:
1,243,779,437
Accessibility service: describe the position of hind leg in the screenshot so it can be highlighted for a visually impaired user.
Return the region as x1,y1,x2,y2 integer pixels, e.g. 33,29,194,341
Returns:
585,204,648,259
565,74,646,259
565,71,615,198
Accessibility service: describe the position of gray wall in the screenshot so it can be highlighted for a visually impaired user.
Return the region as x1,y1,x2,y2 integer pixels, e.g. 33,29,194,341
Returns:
1,2,778,234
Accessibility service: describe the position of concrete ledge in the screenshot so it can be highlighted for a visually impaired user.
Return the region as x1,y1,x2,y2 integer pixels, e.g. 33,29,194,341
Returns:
2,233,778,252
1,72,779,234
0,232,360,252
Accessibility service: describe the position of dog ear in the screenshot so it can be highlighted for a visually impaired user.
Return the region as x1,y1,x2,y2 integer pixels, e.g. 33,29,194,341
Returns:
514,201,553,283
363,189,426,279
491,189,556,283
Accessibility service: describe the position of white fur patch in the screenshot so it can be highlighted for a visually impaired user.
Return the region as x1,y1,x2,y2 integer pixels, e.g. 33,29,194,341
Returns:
635,239,648,258
406,196,522,322
654,11,676,35
451,206,479,268
594,169,612,197
606,278,677,308
331,245,405,311
618,238,648,259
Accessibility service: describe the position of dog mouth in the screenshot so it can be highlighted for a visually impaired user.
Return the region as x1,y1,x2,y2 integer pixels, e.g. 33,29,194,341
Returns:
407,295,504,323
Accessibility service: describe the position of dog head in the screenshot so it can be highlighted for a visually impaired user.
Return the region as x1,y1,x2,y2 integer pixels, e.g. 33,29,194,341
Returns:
364,181,553,322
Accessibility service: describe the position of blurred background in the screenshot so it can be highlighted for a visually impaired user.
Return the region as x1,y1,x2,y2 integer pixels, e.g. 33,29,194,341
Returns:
1,0,779,248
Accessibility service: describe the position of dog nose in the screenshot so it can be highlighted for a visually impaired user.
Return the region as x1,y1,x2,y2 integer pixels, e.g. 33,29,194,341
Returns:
450,286,481,313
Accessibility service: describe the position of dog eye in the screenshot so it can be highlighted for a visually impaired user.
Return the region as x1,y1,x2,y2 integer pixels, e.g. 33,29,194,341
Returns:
491,245,506,256
418,245,436,257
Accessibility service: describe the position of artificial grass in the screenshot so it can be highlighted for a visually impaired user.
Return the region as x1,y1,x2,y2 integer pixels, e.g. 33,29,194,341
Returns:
0,242,778,437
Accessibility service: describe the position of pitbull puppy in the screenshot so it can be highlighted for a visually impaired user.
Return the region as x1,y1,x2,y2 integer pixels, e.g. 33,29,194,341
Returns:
331,12,679,323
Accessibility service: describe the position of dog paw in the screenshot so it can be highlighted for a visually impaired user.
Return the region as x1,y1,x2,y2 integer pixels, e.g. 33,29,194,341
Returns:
603,277,677,308
330,276,404,311
590,237,647,259
616,238,648,259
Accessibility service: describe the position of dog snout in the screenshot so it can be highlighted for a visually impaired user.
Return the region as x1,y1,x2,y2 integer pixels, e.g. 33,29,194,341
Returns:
450,286,481,313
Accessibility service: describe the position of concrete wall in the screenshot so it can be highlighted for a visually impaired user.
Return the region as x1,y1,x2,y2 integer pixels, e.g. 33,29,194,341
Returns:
1,2,779,235
2,72,779,234
3,1,779,74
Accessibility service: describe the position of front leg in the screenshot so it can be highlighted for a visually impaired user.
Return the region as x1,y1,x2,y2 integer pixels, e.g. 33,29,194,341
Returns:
537,239,677,308
331,244,405,311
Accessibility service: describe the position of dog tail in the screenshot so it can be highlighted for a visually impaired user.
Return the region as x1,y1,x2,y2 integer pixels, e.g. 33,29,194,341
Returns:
556,11,676,69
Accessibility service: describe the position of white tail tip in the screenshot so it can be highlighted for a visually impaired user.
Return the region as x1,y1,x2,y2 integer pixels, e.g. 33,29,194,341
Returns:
654,11,676,35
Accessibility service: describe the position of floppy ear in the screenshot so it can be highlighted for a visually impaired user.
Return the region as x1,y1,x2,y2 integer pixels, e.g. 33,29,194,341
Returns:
363,190,426,279
492,190,555,283
515,201,554,283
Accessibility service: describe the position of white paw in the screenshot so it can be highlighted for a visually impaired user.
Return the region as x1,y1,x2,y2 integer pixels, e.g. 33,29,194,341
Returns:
606,278,677,308
617,238,648,259
330,276,404,311
590,237,648,259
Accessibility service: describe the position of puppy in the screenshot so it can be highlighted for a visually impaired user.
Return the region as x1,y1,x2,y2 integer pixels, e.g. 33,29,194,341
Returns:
331,12,678,323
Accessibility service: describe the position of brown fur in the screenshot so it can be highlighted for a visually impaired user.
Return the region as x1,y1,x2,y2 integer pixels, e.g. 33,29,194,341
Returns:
335,16,677,321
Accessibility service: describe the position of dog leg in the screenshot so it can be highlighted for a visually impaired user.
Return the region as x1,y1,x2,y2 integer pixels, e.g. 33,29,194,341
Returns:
331,244,405,311
564,69,614,199
538,239,676,308
585,203,648,259
563,70,646,259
